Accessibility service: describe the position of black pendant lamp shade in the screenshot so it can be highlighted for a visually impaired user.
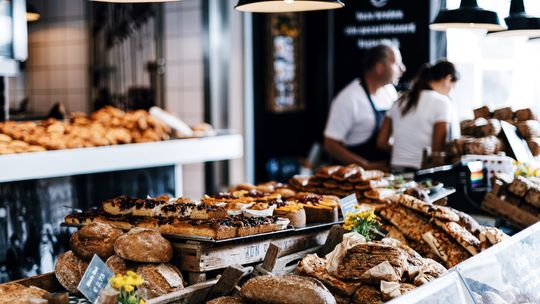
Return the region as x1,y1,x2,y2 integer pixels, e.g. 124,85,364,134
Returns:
430,0,505,31
488,0,540,37
235,0,344,13
26,3,40,22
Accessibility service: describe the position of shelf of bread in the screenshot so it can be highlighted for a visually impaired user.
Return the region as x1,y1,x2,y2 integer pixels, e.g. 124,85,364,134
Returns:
0,133,242,183
481,174,540,229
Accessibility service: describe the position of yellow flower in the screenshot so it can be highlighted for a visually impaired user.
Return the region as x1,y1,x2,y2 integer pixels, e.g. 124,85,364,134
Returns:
124,284,134,293
140,300,146,304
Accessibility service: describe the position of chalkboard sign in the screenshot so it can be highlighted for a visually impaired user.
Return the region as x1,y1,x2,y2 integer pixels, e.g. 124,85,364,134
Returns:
77,255,114,303
333,0,431,92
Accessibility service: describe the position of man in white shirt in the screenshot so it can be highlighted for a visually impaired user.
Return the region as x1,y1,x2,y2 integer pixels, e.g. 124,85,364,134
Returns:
324,44,405,170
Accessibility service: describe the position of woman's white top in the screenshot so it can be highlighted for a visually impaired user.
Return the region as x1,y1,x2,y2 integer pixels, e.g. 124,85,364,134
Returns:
387,90,458,169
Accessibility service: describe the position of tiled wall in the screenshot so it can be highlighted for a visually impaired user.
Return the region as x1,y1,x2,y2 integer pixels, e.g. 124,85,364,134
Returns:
8,0,222,198
163,0,206,198
11,0,89,114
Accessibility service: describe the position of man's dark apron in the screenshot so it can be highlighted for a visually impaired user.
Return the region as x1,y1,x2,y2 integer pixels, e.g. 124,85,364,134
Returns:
346,80,390,162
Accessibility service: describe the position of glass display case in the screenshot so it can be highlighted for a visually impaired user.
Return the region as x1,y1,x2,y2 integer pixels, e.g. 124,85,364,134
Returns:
388,221,540,304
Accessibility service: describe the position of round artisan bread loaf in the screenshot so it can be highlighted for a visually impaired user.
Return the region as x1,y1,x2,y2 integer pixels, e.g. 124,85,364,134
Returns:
106,255,137,275
71,222,124,260
54,251,89,293
114,227,172,263
241,275,336,304
136,263,184,299
207,296,246,304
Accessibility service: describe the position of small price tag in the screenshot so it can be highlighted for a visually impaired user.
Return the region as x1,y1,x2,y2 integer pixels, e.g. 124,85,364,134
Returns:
77,255,114,303
339,194,359,216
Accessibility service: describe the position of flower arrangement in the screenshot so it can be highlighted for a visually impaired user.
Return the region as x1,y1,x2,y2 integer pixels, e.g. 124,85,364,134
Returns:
514,161,540,178
109,271,146,304
343,209,378,241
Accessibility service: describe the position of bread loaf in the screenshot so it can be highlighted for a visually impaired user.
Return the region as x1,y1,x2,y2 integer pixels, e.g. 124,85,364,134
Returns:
492,107,513,121
517,120,540,138
54,251,89,293
71,222,123,260
527,138,540,156
473,106,491,119
106,255,137,275
114,228,172,263
207,297,245,304
136,264,184,299
0,283,48,304
241,275,336,304
515,108,535,121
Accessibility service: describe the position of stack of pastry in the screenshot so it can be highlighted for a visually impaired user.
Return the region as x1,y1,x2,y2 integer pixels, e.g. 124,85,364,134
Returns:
289,164,395,202
295,237,447,304
55,223,185,299
379,194,507,268
481,175,540,228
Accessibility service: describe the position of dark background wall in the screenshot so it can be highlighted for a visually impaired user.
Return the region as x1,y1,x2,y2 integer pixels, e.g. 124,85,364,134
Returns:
253,0,433,182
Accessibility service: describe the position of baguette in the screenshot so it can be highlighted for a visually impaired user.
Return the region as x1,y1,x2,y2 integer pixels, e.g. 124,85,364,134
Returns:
241,275,336,304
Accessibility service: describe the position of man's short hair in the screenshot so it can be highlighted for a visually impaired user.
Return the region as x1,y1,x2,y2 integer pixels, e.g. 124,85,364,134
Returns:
361,42,396,74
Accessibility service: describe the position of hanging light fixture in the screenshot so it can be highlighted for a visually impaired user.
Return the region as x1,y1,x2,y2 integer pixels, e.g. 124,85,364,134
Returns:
235,0,344,13
430,0,505,31
26,4,40,22
487,0,540,37
90,0,180,3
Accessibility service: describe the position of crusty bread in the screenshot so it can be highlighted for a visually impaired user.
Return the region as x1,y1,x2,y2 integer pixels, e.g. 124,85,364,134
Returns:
54,251,89,293
207,297,245,304
315,165,342,179
71,222,123,260
0,283,48,304
241,275,336,304
473,106,491,119
114,228,172,263
515,108,535,121
352,285,383,304
136,263,184,299
106,255,137,275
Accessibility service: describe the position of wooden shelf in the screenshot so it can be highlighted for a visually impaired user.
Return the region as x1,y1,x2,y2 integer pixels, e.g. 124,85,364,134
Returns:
0,134,243,183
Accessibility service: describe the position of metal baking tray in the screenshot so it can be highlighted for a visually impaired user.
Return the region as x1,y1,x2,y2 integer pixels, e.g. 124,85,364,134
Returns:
61,220,341,244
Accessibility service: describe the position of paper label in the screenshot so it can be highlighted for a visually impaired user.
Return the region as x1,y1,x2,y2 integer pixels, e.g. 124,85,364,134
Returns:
77,255,114,303
339,194,359,216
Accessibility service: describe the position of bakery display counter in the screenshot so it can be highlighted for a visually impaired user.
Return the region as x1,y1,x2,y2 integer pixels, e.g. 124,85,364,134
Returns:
0,133,243,195
388,220,540,304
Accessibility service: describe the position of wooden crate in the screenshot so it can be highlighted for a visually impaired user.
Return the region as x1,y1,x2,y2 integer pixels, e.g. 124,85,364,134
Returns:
171,228,329,283
482,192,540,229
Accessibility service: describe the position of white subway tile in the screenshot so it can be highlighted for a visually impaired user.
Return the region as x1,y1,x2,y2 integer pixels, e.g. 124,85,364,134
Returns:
48,45,67,67
181,35,203,62
66,69,88,90
181,64,203,89
49,70,67,90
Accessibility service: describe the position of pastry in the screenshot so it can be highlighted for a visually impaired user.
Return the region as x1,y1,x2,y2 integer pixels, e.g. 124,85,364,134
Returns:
315,165,342,179
397,195,460,222
274,202,306,227
433,219,481,255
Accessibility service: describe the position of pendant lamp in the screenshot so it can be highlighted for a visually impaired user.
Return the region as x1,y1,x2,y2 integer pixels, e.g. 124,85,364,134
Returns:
26,4,40,22
235,0,344,13
90,0,179,3
487,0,540,37
430,0,505,31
